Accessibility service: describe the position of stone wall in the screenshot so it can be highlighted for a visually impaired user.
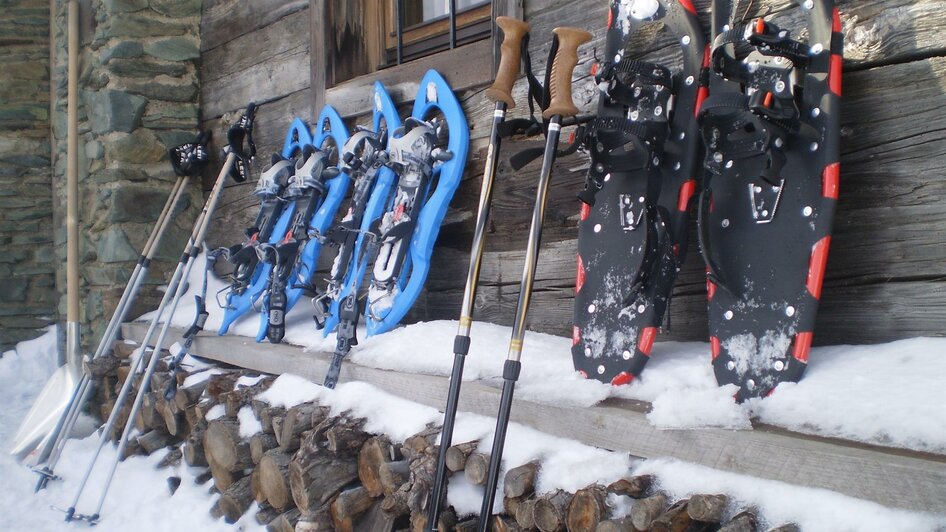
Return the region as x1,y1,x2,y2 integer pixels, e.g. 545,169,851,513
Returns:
47,0,203,350
0,0,55,350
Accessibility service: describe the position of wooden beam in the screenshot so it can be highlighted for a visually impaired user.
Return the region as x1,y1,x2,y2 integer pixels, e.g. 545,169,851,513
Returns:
310,0,328,114
122,322,946,514
324,39,493,118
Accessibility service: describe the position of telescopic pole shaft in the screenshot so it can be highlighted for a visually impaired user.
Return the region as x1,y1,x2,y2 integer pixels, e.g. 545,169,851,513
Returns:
426,17,529,528
477,117,562,527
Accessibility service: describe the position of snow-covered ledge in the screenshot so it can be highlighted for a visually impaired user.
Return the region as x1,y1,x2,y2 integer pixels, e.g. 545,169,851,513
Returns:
120,321,946,514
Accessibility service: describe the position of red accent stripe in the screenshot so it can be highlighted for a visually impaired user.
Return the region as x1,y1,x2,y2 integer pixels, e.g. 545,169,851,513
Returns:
677,179,697,212
832,8,842,32
572,325,581,347
611,372,634,386
679,0,697,15
694,46,711,117
638,327,657,356
607,8,613,30
575,254,586,294
829,54,842,96
707,279,717,301
793,332,813,363
578,369,589,379
580,202,591,221
822,162,840,199
807,236,831,300
710,336,721,360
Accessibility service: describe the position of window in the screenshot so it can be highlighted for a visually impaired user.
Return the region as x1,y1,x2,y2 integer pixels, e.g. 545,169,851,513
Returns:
312,0,521,114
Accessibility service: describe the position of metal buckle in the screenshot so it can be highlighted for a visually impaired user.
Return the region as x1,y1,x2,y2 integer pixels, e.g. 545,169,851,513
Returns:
748,179,784,224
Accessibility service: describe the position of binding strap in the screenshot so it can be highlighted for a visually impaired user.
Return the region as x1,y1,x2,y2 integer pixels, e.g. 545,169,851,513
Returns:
169,131,211,177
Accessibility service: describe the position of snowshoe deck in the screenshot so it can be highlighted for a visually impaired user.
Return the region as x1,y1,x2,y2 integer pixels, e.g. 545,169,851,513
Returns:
364,70,469,336
321,81,402,336
700,0,842,400
217,118,312,335
255,106,350,342
572,0,707,384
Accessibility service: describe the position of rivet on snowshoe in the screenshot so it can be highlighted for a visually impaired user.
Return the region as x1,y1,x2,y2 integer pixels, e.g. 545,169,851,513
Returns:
637,304,646,313
774,360,786,371
598,365,606,375
614,53,622,62
747,379,756,390
623,350,632,360
674,162,681,170
638,196,645,203
803,0,814,10
722,219,730,228
681,35,691,46
594,224,602,233
810,142,819,151
588,303,596,313
775,138,785,148
685,75,694,86
775,80,786,93
727,361,736,371
604,173,612,182
584,347,592,357
724,310,734,320
726,160,734,169
803,206,813,216
713,152,723,163
811,43,824,55
786,306,796,317
812,108,821,118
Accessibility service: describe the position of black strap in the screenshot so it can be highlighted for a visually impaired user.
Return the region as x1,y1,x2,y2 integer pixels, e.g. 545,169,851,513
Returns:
226,103,258,183
169,131,211,177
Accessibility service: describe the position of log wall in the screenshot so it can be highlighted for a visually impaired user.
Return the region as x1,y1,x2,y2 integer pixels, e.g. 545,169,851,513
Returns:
199,0,946,345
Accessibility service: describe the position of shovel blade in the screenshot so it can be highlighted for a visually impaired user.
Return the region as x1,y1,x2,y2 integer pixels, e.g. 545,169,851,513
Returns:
8,363,80,464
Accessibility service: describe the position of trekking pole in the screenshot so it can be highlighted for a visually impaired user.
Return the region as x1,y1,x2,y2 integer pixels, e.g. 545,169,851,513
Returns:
424,16,529,529
33,134,209,490
63,104,255,524
476,27,591,529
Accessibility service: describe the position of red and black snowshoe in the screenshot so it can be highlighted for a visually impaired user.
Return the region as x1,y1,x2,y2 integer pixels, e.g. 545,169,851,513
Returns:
572,0,708,385
699,0,842,401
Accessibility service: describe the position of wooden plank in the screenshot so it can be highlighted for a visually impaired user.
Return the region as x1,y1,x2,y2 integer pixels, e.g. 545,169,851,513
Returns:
324,39,493,118
311,0,328,113
200,0,308,52
201,12,310,86
121,321,946,514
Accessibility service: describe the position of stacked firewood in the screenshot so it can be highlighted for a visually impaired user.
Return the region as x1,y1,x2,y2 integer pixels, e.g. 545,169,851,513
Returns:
98,342,799,531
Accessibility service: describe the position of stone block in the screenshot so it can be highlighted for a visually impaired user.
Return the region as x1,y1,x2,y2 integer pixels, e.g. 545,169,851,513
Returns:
85,89,147,134
12,232,51,245
107,58,189,78
104,129,166,164
6,208,51,222
95,227,137,263
142,101,197,129
0,249,28,263
0,278,27,302
150,0,201,17
92,167,149,183
84,265,132,286
119,77,197,102
106,13,189,38
103,184,169,223
144,37,198,61
102,0,148,14
99,40,143,63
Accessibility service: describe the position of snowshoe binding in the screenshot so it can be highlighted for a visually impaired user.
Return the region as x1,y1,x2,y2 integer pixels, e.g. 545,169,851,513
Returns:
572,0,708,385
318,81,402,335
699,0,842,400
365,69,469,336
257,106,349,343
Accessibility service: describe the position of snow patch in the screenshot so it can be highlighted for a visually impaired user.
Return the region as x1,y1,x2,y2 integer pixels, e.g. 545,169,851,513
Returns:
238,406,262,438
205,404,225,421
648,384,751,430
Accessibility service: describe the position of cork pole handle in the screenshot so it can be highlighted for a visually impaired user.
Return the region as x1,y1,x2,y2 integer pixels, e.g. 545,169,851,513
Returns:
542,27,592,119
485,16,530,108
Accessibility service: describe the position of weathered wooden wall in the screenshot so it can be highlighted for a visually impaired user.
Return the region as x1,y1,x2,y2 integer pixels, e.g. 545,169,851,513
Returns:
198,0,311,248
200,0,946,345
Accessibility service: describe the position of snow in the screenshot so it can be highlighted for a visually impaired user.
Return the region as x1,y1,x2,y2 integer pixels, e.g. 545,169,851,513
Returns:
148,250,946,453
237,406,262,438
0,328,265,531
636,458,946,532
205,404,225,421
